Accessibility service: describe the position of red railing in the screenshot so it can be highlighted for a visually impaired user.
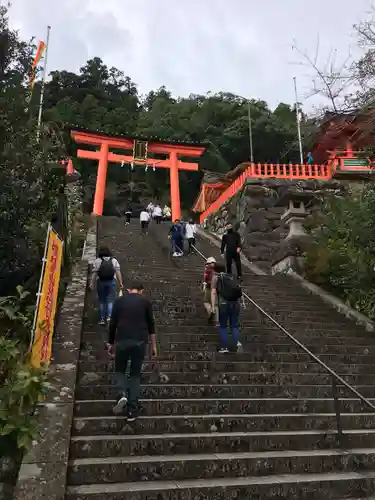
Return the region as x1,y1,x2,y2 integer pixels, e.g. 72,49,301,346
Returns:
199,163,332,223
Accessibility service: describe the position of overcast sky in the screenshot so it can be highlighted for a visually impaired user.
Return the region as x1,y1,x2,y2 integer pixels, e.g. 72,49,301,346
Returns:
6,0,374,110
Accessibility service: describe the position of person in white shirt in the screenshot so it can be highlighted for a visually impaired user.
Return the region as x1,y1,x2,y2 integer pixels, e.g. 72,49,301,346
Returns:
185,219,197,254
140,209,151,234
153,204,163,224
147,202,154,216
163,204,171,220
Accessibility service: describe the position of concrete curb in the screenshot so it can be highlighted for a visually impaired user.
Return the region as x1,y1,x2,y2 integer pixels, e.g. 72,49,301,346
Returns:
13,224,97,500
288,270,375,333
197,228,267,275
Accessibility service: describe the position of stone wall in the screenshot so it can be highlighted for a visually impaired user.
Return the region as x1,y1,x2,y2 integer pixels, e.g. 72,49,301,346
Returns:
206,178,345,272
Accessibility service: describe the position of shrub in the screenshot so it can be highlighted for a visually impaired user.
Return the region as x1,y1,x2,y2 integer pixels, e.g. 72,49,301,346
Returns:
304,184,375,319
0,288,52,455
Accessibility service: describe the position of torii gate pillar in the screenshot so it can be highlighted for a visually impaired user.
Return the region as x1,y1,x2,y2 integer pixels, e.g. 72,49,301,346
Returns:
71,129,206,221
93,143,109,216
169,151,181,220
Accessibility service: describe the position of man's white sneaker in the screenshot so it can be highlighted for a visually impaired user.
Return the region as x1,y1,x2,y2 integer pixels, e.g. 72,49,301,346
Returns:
236,342,243,353
113,395,128,415
218,347,229,354
173,252,178,257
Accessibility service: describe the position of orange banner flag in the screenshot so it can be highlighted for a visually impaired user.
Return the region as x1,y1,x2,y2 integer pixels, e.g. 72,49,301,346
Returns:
29,40,46,90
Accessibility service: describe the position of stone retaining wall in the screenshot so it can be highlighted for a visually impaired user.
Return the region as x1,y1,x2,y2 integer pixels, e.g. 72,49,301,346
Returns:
206,178,345,271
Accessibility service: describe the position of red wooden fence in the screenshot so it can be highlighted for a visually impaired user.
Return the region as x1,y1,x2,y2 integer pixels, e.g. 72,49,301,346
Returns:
199,163,332,224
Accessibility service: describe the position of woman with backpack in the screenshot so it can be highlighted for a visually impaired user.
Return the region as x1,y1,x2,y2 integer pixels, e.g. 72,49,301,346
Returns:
90,247,124,325
168,219,184,257
211,263,243,354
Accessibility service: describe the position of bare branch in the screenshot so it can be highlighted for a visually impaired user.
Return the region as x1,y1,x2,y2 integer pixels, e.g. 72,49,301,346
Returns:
292,39,354,114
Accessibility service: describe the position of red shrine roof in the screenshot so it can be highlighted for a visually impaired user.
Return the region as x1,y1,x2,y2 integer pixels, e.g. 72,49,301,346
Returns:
311,107,375,163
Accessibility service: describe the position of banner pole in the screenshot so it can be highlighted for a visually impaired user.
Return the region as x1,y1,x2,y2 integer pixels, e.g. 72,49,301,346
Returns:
29,223,51,352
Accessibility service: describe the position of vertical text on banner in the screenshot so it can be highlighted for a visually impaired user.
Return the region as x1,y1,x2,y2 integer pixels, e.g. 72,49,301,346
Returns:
31,229,63,368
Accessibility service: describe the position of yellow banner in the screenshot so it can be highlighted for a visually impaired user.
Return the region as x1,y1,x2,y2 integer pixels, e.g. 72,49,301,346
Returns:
31,229,63,368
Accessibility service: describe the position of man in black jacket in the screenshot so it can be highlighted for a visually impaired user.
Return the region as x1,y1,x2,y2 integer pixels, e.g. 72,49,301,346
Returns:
221,225,242,279
108,282,157,421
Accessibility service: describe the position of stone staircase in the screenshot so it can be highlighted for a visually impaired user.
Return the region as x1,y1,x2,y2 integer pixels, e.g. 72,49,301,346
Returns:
66,217,375,499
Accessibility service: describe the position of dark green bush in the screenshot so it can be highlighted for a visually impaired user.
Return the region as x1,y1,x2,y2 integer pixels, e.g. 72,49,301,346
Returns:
305,184,375,319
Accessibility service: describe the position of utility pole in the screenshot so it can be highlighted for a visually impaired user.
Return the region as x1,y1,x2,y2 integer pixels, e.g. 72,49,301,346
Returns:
247,100,254,163
293,76,304,164
36,25,51,142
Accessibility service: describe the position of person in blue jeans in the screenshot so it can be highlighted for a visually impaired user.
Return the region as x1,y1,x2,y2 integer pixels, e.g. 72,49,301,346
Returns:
90,247,124,325
168,219,184,257
211,263,243,354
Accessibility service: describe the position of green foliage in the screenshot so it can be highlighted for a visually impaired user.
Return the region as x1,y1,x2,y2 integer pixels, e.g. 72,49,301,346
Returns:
304,185,375,319
0,338,51,453
0,6,64,295
0,286,51,455
0,286,32,342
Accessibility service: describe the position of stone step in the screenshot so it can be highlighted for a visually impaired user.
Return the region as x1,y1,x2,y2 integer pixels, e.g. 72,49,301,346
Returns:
71,412,375,437
78,344,375,367
160,342,375,356
87,289,346,311
122,270,296,284
67,447,375,485
74,398,375,418
116,289,332,307
77,371,375,387
81,330,374,345
69,429,375,459
155,351,375,363
66,470,375,499
83,314,361,330
78,349,375,365
80,339,375,356
74,383,375,400
82,322,370,335
86,294,358,318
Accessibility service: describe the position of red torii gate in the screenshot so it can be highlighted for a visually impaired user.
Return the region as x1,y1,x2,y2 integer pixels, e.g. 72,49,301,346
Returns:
70,128,206,220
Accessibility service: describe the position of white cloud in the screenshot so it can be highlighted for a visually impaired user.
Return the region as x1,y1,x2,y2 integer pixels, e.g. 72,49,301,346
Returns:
7,0,373,109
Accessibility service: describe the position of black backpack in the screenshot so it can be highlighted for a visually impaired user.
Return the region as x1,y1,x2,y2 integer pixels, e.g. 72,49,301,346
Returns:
217,273,242,302
97,258,115,281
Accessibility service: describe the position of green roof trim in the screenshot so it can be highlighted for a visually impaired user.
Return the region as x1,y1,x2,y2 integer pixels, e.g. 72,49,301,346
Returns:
342,159,369,167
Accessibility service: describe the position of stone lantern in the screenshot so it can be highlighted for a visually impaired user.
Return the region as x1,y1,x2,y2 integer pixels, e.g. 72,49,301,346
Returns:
271,190,316,275
279,191,315,239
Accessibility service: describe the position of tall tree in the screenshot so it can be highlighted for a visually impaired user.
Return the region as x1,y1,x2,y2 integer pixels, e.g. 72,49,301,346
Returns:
0,6,63,294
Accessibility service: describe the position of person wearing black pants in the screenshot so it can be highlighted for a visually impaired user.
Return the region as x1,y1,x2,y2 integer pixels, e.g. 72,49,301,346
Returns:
124,205,132,225
221,225,242,279
226,251,242,278
108,282,157,421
